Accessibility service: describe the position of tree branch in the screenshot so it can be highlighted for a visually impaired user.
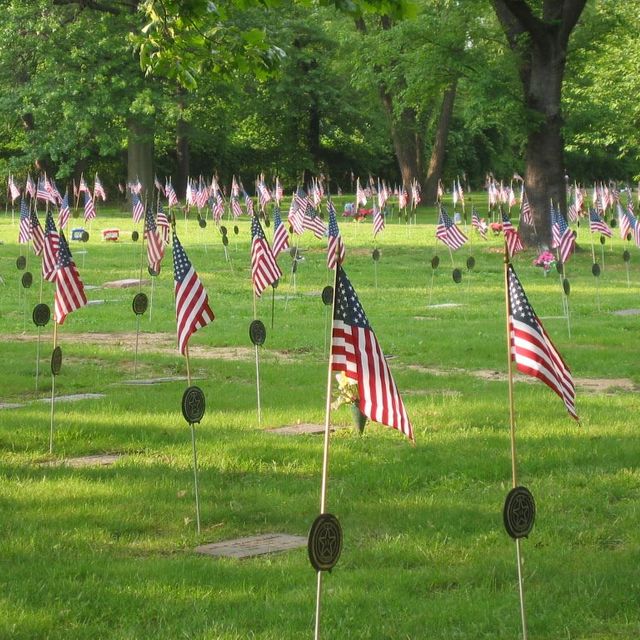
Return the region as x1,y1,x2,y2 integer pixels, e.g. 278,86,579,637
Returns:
491,0,547,46
52,0,137,15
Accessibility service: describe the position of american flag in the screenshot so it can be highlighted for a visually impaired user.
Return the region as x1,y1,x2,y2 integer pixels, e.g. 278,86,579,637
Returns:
132,193,145,224
9,176,20,202
18,199,31,243
156,204,170,245
30,210,45,256
130,178,143,195
145,207,165,272
58,191,71,230
436,207,467,251
472,206,487,240
94,174,106,201
589,208,612,238
302,206,327,239
272,206,290,257
48,178,62,205
372,203,385,237
507,264,577,420
36,178,53,203
166,180,178,207
172,231,215,355
411,180,421,208
54,231,88,325
251,214,282,297
78,176,89,193
154,175,165,197
212,191,225,222
257,178,271,210
551,205,575,265
288,189,306,234
398,186,408,210
83,191,96,221
520,189,533,226
327,200,345,269
356,178,367,206
25,174,36,199
243,189,254,217
274,177,283,205
332,266,414,441
42,211,60,282
502,212,524,257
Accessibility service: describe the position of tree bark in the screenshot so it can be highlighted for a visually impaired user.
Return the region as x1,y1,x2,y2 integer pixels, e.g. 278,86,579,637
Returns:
491,0,587,247
424,80,458,205
127,115,154,203
175,90,189,201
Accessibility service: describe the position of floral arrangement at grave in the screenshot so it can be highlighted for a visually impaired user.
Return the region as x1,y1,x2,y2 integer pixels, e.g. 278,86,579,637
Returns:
331,372,366,433
533,250,556,274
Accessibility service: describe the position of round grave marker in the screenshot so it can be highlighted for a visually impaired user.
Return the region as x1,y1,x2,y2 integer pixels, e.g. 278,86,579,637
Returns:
16,255,27,270
610,217,617,228
148,265,160,277
308,513,343,572
466,256,476,270
264,218,270,228
599,235,606,245
132,230,139,242
627,232,632,242
623,250,631,263
51,346,62,376
233,225,239,235
21,272,33,288
220,225,228,236
222,235,229,246
321,286,333,306
81,231,89,243
430,255,440,270
372,248,380,262
503,486,536,539
249,319,266,346
272,278,279,289
32,303,51,327
562,278,571,295
132,292,149,315
591,263,601,277
452,268,462,284
556,261,563,274
198,217,206,229
181,385,206,424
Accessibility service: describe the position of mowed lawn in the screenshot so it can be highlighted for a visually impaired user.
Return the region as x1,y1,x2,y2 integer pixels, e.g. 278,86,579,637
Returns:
0,200,639,639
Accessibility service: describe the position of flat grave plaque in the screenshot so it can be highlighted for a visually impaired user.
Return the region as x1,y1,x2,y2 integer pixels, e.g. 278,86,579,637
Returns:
613,309,640,316
44,454,123,468
267,423,347,436
196,533,306,559
103,279,151,289
37,393,106,404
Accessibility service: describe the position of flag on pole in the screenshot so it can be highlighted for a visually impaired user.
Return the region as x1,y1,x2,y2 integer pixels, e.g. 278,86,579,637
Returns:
83,191,96,221
332,266,414,441
132,193,145,224
30,210,45,256
588,208,612,238
551,205,575,265
520,189,532,226
94,174,106,201
372,203,385,237
154,175,165,197
18,198,31,243
172,230,215,355
58,191,71,230
327,200,345,269
25,174,36,199
436,206,467,250
251,214,282,297
288,189,306,235
302,206,327,239
166,180,178,207
507,264,577,420
502,212,524,258
42,211,60,282
9,176,20,202
78,175,89,194
471,206,487,240
54,231,88,325
156,204,170,245
144,207,165,273
272,206,290,257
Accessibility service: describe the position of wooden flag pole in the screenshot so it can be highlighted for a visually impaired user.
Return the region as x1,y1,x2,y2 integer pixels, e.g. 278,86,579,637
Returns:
49,321,59,454
185,344,201,535
502,244,529,640
314,264,340,640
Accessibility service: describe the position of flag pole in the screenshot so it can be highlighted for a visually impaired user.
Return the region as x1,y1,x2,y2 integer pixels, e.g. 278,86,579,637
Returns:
502,241,529,640
314,262,340,640
185,344,201,535
49,320,59,454
253,291,262,427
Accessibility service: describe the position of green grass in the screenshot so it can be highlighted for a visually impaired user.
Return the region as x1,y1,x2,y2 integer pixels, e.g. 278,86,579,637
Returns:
0,200,639,639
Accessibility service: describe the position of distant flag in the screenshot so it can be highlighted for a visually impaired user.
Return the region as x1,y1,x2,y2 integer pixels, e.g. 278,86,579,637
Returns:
372,203,385,237
411,180,421,208
507,264,577,420
257,177,272,211
274,177,284,205
302,206,327,239
436,180,444,202
42,211,60,282
588,208,612,238
172,231,215,355
145,207,165,273
332,266,414,441
156,204,170,245
36,177,52,203
356,178,367,206
166,180,178,207
272,206,290,257
471,206,487,240
212,189,225,223
502,212,524,258
25,174,36,199
327,200,345,269
83,191,96,221
436,206,467,251
520,189,533,226
132,193,145,224
398,186,408,210
251,214,282,297
154,175,165,197
8,176,20,202
30,210,45,256
94,174,106,201
54,231,88,325
243,189,254,217
78,176,89,194
452,180,459,208
18,199,31,244
58,191,70,230
551,205,575,265
130,178,143,195
288,190,305,235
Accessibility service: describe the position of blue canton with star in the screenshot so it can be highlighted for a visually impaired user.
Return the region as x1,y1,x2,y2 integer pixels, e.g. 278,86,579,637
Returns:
508,267,537,330
334,267,370,329
172,233,192,284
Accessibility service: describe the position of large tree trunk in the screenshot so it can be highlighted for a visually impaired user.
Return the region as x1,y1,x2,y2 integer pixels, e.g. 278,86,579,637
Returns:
492,0,587,248
127,115,154,203
424,80,458,205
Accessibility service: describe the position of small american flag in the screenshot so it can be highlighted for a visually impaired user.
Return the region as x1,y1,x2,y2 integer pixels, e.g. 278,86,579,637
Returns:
288,189,306,234
508,264,577,420
154,175,165,197
36,178,52,203
302,206,327,239
551,205,575,265
327,200,345,269
472,206,487,240
9,176,20,202
83,191,96,221
94,175,106,201
243,189,255,217
332,266,413,441
398,186,408,210
257,178,271,210
502,212,524,258
166,180,179,207
589,208,612,238
272,206,290,257
372,203,385,237
145,207,165,272
18,199,31,244
411,180,421,208
156,204,170,245
58,191,70,230
54,231,88,325
78,176,89,193
251,214,282,297
25,174,36,199
172,231,215,355
132,193,145,224
42,211,60,282
436,207,467,251
356,178,367,206
30,210,45,256
520,189,532,226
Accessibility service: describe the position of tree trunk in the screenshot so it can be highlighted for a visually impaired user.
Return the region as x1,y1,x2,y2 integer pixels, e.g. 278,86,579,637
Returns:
424,80,458,205
127,115,154,204
175,93,190,201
